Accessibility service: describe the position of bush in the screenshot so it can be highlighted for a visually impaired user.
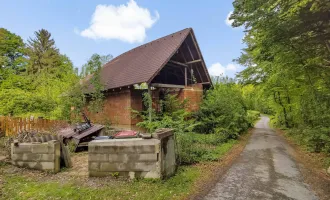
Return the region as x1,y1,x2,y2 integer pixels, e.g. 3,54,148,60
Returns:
247,110,260,127
195,82,249,135
134,93,196,133
287,127,330,153
176,132,236,164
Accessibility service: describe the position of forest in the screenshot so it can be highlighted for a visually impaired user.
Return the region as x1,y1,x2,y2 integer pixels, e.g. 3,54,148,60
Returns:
231,0,330,154
0,28,111,120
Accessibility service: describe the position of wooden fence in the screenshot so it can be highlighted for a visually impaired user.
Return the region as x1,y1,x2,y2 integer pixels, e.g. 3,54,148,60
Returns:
0,116,67,136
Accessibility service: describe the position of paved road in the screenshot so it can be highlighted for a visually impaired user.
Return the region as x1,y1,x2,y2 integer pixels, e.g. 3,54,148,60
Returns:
204,116,318,200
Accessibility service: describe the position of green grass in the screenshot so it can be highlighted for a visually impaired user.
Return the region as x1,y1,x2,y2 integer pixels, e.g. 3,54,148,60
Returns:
1,166,200,200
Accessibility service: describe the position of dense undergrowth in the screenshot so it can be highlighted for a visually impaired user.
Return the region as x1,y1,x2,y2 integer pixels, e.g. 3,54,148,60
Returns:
133,80,258,164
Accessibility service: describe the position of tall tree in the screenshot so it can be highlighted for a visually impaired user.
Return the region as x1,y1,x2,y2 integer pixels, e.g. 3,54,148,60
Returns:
27,29,60,74
0,28,26,76
80,54,112,78
80,54,112,112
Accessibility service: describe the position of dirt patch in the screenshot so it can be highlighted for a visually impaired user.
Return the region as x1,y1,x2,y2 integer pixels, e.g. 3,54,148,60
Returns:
188,130,252,200
277,129,330,200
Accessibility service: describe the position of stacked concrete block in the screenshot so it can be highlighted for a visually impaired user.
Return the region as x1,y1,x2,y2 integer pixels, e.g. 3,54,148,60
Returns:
89,128,176,179
11,140,61,173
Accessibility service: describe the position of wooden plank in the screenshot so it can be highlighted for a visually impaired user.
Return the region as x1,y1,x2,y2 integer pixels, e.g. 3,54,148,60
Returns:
185,67,187,86
168,60,187,67
186,59,202,65
151,83,185,89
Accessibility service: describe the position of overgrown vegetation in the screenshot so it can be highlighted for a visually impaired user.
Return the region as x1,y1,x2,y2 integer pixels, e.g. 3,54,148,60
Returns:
230,0,330,156
133,80,255,164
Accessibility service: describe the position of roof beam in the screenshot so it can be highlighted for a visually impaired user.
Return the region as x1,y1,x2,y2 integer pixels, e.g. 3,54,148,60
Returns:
168,60,187,67
189,32,212,83
151,83,185,89
185,41,196,61
186,59,202,65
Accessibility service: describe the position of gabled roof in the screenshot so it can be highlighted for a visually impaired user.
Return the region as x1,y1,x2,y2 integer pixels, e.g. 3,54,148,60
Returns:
85,28,211,91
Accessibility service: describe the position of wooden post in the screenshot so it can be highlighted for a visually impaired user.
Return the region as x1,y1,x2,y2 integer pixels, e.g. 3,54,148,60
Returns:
148,85,152,122
185,67,187,86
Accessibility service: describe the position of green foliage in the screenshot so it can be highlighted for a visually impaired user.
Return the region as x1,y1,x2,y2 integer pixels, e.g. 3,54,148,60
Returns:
0,28,27,75
287,127,330,154
246,110,260,127
176,132,237,164
134,92,196,134
232,0,330,151
134,87,247,164
27,29,60,74
82,54,112,113
195,81,249,136
0,28,78,119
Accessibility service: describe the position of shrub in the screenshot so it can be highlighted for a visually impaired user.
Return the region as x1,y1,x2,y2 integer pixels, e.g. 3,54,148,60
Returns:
246,110,260,127
195,82,249,135
287,127,330,153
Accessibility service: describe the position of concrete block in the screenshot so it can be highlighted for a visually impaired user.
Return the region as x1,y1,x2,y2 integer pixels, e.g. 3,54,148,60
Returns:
12,153,54,162
136,171,161,179
89,171,129,177
13,161,55,171
100,162,156,172
89,162,100,171
153,129,174,140
108,153,158,163
31,144,49,154
53,142,60,173
90,145,158,154
12,144,33,154
89,154,108,162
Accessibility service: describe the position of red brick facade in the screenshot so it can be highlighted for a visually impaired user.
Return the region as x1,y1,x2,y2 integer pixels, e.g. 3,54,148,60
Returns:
87,84,203,126
178,84,203,112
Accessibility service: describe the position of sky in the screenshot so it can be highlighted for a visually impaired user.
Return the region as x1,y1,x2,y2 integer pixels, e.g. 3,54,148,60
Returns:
0,0,246,78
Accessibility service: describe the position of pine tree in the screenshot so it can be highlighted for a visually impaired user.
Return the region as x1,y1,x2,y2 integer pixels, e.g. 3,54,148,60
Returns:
27,29,60,74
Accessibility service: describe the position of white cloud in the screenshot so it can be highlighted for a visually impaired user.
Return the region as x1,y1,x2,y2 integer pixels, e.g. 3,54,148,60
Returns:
208,63,241,76
79,0,159,43
225,11,234,27
226,63,237,71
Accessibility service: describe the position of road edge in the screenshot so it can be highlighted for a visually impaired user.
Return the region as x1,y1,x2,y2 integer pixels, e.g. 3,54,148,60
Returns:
188,128,253,200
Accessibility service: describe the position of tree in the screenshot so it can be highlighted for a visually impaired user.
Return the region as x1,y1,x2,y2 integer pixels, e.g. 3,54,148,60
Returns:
232,0,330,152
80,54,112,78
27,29,60,74
0,28,26,76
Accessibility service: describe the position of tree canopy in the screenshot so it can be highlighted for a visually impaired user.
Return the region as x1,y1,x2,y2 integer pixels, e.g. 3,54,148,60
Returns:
231,0,330,152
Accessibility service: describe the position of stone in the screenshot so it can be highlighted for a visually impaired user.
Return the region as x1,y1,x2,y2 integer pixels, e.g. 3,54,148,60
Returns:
327,166,330,174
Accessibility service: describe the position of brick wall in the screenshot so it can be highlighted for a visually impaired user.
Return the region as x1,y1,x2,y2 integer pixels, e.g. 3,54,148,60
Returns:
87,88,132,125
11,140,61,173
178,83,203,112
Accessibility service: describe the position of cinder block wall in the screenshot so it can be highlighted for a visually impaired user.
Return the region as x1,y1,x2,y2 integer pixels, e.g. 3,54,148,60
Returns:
89,129,176,179
11,140,61,173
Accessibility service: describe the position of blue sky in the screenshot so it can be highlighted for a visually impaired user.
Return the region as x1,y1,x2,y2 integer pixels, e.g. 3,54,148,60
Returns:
0,0,245,77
